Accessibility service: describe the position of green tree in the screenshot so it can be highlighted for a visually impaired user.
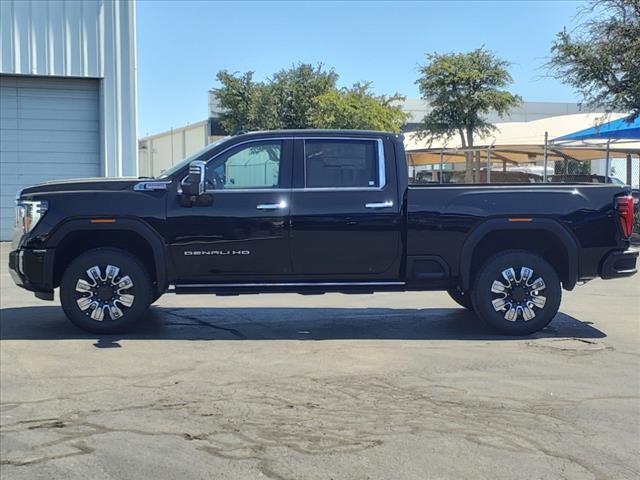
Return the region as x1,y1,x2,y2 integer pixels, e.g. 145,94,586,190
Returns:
415,48,521,183
548,0,640,120
309,82,409,131
213,70,278,133
212,63,408,133
270,63,338,128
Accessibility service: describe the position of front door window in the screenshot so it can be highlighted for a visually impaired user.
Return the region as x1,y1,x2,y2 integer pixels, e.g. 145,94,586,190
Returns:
207,141,282,190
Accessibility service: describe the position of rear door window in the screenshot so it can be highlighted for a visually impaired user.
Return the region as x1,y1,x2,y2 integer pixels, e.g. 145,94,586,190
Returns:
304,140,379,188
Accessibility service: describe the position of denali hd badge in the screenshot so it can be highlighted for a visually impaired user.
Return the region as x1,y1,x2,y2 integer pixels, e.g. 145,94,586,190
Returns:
184,250,250,256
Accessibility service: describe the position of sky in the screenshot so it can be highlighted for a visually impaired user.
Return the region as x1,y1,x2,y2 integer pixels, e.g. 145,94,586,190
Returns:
136,0,585,137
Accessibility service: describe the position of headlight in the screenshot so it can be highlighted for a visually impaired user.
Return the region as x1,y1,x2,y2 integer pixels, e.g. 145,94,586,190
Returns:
15,200,48,235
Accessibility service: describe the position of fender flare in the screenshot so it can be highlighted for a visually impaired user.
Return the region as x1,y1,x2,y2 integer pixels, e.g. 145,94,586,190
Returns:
46,217,168,294
460,218,579,291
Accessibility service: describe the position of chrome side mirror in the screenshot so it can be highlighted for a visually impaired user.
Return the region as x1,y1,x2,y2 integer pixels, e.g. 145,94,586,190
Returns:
181,160,206,197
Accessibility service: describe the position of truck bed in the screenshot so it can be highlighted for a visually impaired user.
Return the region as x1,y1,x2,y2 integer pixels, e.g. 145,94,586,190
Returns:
406,183,630,284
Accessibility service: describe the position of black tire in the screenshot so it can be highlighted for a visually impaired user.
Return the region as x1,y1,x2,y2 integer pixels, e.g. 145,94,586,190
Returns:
447,288,474,310
471,250,561,336
60,248,152,334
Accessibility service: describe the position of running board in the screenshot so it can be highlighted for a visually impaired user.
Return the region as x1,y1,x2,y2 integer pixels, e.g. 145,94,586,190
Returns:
171,281,406,296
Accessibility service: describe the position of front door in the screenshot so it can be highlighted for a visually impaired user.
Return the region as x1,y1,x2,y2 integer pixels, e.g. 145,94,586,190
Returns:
166,139,293,282
289,137,402,279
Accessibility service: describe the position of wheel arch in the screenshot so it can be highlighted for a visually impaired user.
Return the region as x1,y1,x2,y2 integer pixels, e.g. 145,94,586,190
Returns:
47,218,168,296
460,218,579,291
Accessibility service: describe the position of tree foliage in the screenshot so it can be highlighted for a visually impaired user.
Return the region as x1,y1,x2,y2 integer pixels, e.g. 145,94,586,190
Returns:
309,82,409,131
212,63,408,133
415,48,521,182
270,64,338,129
213,71,278,132
548,0,640,119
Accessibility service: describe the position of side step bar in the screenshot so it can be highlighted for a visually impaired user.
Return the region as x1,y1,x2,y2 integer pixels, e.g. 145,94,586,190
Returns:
171,281,406,296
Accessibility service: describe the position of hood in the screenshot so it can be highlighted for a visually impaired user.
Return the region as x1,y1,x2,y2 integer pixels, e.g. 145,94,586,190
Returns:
18,177,150,197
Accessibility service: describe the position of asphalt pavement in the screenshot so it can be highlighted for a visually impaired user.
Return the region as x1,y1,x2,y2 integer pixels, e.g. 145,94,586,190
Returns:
1,243,639,480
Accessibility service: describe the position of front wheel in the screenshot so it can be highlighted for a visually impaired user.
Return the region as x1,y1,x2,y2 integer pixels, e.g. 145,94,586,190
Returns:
60,248,152,334
471,250,561,336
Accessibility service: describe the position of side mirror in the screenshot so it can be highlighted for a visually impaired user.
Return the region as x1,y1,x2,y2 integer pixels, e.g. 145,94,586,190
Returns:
181,160,206,197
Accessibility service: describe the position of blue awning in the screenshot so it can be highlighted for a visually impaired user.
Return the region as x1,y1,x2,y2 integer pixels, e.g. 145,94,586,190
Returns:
554,115,640,141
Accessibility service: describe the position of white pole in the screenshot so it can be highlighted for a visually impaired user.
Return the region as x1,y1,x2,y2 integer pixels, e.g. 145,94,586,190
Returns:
439,149,444,184
605,140,611,182
486,146,492,184
543,131,548,183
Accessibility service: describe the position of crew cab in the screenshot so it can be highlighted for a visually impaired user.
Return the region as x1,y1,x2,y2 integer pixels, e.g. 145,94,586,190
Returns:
9,130,638,335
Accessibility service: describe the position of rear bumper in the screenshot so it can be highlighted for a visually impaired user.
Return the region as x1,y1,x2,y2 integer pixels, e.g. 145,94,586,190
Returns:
8,248,55,299
600,248,638,279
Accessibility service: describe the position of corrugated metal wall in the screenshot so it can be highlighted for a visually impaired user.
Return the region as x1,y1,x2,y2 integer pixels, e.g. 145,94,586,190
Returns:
0,0,138,177
0,0,102,77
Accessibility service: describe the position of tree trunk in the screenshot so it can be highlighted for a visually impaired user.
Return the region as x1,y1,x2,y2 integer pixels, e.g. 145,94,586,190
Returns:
464,128,474,184
463,152,472,184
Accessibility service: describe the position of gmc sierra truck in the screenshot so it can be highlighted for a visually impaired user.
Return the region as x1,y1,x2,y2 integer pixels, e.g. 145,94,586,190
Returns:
9,130,638,335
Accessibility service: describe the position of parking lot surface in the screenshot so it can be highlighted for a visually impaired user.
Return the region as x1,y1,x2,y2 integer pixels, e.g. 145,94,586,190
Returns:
1,243,639,480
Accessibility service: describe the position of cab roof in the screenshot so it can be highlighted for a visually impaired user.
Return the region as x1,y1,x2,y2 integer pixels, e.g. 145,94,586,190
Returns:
236,129,401,138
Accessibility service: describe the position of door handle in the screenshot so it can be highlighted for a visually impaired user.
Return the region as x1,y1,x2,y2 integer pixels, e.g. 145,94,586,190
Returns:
365,200,394,209
256,200,287,210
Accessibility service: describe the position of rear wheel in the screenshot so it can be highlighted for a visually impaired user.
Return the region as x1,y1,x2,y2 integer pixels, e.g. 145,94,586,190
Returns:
472,250,561,335
447,288,474,310
60,248,152,334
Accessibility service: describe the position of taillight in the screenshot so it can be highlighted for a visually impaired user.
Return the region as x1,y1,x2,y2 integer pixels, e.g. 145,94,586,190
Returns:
615,195,634,238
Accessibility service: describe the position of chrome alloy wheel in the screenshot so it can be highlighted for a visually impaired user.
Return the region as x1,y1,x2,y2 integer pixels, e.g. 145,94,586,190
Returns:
75,265,135,321
490,267,547,322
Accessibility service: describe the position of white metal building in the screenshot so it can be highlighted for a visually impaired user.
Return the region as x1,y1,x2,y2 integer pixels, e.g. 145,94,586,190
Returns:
138,120,223,178
0,0,137,240
400,99,601,130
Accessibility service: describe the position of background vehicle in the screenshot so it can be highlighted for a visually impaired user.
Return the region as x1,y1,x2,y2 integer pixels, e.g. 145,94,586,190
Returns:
412,170,542,184
548,174,624,184
9,130,637,335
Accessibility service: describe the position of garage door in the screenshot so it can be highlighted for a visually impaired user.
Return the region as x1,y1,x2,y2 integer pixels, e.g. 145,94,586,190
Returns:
0,75,100,240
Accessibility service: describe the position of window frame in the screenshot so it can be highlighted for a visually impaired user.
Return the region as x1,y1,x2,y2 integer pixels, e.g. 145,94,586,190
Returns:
180,136,386,193
301,138,386,191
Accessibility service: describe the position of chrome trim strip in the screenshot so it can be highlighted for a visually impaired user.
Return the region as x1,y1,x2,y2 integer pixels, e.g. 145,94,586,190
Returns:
256,201,287,210
206,187,384,193
209,188,285,193
378,138,386,189
189,136,388,194
365,200,394,209
175,281,405,288
292,187,384,192
134,180,171,191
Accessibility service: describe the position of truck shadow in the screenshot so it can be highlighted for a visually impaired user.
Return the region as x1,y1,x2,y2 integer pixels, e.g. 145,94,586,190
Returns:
0,305,605,342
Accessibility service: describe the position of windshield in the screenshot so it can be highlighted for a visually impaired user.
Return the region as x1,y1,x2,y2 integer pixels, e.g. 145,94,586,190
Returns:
156,137,230,179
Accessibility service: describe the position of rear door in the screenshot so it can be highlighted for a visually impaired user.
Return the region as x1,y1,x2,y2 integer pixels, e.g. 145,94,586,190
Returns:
289,137,402,279
166,138,293,282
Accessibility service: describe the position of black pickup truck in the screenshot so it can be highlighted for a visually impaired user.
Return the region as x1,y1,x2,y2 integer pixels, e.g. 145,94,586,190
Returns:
9,130,638,335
